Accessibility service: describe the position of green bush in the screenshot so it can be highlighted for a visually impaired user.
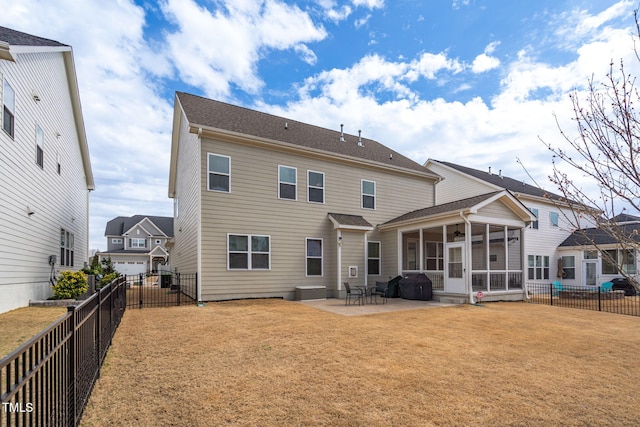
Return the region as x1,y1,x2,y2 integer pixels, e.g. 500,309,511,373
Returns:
52,271,88,299
99,272,119,287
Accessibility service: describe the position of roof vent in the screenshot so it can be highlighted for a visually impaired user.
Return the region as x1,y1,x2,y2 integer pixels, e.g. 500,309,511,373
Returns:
358,130,363,147
389,153,393,160
499,169,503,178
284,122,288,130
488,166,492,175
340,124,345,142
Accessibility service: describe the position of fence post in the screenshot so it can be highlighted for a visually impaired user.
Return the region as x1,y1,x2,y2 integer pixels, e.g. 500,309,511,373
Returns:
598,287,602,312
549,283,553,306
139,273,144,309
67,305,77,426
177,273,181,306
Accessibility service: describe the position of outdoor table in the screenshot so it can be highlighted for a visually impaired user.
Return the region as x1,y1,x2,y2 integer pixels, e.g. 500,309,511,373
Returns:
356,284,373,304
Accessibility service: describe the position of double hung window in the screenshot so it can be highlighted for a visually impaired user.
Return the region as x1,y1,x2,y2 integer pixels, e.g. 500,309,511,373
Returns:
527,255,549,280
35,124,44,168
529,208,539,229
60,229,74,267
208,153,230,192
367,241,381,275
362,180,375,209
307,170,324,203
279,166,297,200
3,80,15,138
306,238,322,276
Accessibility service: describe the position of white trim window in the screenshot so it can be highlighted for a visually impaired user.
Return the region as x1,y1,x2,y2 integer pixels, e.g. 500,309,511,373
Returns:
279,165,297,200
35,124,44,168
362,179,376,209
130,238,146,248
3,79,15,138
306,238,323,276
529,208,539,229
228,234,271,270
60,229,74,267
307,170,324,203
208,153,230,192
562,256,576,279
527,255,549,280
367,241,381,275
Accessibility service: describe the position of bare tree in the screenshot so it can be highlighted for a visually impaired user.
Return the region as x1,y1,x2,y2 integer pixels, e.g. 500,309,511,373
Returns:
544,11,640,285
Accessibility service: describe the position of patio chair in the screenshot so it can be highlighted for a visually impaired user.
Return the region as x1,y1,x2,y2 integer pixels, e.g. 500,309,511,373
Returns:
344,282,364,306
600,282,613,292
370,281,388,304
552,281,563,296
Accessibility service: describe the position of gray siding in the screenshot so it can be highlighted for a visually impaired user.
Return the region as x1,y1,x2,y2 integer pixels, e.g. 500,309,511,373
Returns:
0,51,90,312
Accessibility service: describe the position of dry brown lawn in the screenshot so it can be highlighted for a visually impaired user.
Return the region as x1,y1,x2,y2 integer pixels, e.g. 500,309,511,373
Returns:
81,300,640,426
0,306,67,359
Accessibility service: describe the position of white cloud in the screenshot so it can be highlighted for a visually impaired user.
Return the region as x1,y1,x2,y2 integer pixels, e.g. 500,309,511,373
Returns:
471,53,500,73
354,13,372,29
352,0,384,9
161,0,327,99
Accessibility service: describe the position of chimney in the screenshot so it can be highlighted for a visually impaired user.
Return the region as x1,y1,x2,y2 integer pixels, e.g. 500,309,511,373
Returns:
358,130,363,147
340,124,345,142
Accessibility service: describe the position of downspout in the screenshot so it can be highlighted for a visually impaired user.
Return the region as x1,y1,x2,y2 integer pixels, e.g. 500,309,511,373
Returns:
337,229,343,293
460,212,474,304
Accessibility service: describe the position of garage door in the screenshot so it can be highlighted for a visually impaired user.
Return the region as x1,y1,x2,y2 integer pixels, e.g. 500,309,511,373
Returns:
116,260,147,275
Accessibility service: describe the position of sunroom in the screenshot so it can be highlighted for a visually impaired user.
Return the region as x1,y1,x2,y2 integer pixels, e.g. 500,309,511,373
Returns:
378,191,536,303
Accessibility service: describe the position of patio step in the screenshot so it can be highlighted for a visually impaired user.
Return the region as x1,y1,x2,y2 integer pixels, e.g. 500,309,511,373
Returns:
439,297,467,305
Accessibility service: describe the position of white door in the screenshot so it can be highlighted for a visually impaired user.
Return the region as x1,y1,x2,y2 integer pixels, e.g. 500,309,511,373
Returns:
446,243,466,293
406,238,418,270
582,260,598,287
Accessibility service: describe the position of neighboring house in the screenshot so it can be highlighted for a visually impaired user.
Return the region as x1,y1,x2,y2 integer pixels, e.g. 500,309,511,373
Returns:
98,215,173,275
558,214,640,286
0,26,94,314
424,159,596,288
168,92,535,303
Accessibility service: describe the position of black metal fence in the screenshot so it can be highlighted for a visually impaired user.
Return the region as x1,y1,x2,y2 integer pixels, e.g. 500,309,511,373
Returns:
527,282,640,316
125,272,198,309
0,277,126,427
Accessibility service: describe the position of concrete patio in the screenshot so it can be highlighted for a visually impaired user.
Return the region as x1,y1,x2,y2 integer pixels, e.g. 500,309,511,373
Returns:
297,297,460,316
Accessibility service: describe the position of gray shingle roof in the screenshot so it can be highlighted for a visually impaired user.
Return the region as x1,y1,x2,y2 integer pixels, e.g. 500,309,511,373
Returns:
559,223,640,247
383,192,501,226
176,92,437,176
0,26,67,47
432,160,564,200
105,215,174,237
328,213,373,228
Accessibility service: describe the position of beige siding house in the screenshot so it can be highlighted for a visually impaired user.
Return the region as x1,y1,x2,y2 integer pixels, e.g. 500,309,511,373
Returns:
169,93,535,303
0,27,93,313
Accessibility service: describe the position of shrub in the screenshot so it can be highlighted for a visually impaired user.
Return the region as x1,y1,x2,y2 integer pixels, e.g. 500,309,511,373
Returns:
99,272,119,288
52,271,88,299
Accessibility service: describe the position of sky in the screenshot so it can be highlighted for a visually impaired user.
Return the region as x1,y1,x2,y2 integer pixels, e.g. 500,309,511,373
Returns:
1,0,638,251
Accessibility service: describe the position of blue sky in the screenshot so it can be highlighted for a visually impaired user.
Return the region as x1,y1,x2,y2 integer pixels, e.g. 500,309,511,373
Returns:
1,0,637,251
